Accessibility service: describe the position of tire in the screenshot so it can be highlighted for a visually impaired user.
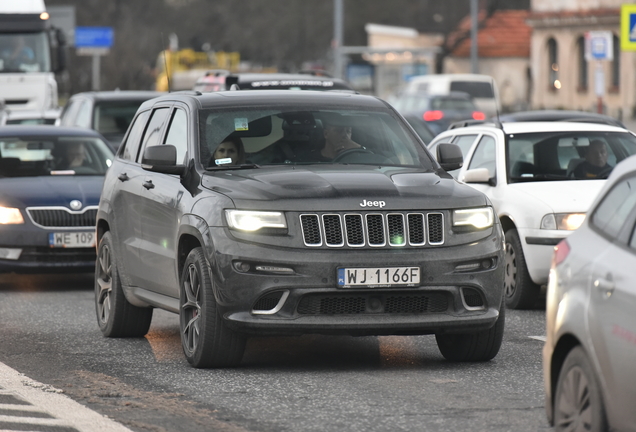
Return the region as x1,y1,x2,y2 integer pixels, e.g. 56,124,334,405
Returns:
180,247,246,368
503,228,540,309
435,299,505,362
554,346,608,432
95,232,153,337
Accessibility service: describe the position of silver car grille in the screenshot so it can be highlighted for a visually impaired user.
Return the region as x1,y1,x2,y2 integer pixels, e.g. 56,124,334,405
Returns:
26,206,98,229
300,212,444,247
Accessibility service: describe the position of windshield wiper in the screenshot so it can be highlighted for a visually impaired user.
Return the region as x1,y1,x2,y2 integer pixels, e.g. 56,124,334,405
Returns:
205,163,261,171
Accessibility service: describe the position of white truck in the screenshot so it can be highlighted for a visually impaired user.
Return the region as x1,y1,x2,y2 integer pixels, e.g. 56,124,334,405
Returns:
0,0,65,112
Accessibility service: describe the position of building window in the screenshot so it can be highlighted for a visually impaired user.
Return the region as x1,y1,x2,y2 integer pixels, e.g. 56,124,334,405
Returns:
577,36,587,92
548,38,560,90
612,34,620,89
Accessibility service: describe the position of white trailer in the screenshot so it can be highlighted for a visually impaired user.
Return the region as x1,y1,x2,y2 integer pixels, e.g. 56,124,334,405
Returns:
0,0,66,112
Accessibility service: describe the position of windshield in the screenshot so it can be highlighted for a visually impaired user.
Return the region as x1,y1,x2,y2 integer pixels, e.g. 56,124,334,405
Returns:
0,32,51,73
199,106,435,169
0,136,114,177
507,131,636,182
94,101,147,136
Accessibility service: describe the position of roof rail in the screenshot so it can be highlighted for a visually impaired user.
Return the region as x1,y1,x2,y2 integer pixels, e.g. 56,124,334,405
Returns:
229,84,241,91
447,119,492,130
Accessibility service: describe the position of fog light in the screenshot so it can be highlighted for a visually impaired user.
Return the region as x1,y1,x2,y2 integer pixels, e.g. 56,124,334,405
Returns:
455,262,481,272
481,259,493,269
0,248,22,260
233,261,251,272
255,265,294,274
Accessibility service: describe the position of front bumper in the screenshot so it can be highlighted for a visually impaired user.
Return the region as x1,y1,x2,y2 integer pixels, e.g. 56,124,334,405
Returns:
206,227,505,337
518,227,571,285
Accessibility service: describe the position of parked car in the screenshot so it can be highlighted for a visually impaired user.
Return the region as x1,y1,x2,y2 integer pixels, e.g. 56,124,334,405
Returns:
95,89,506,368
497,110,625,128
428,121,636,309
402,74,500,117
57,91,163,150
544,154,636,431
0,108,61,125
392,92,486,135
401,113,437,144
0,125,114,274
193,71,355,93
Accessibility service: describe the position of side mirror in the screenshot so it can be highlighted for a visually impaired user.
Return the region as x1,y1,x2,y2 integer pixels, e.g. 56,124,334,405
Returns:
142,144,186,175
462,168,496,185
436,143,463,171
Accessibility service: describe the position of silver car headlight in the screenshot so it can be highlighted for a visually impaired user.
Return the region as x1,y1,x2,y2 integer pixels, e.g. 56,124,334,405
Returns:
540,213,585,231
0,206,24,224
453,207,494,229
225,210,287,231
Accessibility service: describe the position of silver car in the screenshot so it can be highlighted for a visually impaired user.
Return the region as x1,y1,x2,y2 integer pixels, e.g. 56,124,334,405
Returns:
544,154,636,431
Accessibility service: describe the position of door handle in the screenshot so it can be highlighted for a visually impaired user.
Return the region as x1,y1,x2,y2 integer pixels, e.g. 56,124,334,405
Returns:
118,173,129,182
143,180,155,190
594,276,615,298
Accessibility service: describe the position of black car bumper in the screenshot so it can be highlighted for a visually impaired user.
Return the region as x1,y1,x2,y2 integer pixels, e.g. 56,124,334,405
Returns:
206,227,505,337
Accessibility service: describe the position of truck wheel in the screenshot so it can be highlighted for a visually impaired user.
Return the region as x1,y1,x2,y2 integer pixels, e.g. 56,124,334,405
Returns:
435,299,505,362
180,247,246,368
95,232,153,337
503,229,540,309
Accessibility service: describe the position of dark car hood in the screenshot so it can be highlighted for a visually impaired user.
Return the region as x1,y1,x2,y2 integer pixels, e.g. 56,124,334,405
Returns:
0,176,104,209
201,166,487,211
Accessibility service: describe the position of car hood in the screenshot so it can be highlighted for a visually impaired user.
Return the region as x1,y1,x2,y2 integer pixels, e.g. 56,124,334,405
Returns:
0,176,104,209
508,180,605,213
201,166,487,211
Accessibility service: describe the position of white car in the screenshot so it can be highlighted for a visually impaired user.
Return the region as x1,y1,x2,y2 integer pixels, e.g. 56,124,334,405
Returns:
428,121,636,309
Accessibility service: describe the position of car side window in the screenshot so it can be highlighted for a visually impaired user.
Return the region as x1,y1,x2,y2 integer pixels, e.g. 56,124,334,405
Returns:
467,135,496,177
163,108,188,165
452,134,478,156
592,176,636,240
75,100,91,128
137,107,170,163
120,110,150,162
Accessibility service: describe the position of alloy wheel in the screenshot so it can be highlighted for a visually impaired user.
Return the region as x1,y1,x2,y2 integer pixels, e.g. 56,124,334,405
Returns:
96,244,112,325
504,241,517,298
555,365,592,432
182,263,202,354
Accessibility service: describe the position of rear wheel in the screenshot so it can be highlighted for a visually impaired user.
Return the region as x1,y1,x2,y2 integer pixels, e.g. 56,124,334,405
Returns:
435,299,505,362
95,232,153,337
503,229,540,309
180,247,246,368
554,347,608,432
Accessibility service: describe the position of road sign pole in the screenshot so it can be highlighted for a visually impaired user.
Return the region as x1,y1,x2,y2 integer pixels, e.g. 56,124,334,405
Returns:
595,61,604,114
92,54,100,91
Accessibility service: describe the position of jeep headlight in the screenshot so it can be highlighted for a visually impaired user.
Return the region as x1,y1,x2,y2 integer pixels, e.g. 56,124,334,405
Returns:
453,207,494,229
540,213,585,231
225,210,287,231
0,206,24,224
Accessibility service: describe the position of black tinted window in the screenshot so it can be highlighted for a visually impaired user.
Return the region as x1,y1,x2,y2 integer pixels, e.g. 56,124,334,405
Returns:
449,82,494,98
138,107,170,162
164,108,188,164
120,110,150,162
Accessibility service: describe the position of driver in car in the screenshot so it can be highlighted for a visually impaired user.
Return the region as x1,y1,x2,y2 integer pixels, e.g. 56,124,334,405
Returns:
572,139,612,179
315,114,364,161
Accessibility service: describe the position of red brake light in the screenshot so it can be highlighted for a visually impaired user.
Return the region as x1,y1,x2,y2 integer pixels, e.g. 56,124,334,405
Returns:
552,240,570,267
423,110,444,121
472,111,486,120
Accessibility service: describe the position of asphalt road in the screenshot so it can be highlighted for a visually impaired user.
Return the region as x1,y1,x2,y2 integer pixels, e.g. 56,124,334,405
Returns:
0,273,552,432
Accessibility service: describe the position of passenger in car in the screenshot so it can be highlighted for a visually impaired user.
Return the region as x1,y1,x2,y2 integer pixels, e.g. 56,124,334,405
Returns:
55,142,87,170
572,139,612,179
212,135,245,166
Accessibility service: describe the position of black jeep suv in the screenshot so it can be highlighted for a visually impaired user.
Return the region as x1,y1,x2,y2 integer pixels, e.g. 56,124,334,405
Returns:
95,89,505,368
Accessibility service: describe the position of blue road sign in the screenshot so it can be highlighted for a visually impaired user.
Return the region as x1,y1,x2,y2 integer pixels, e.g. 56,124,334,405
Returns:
74,27,114,48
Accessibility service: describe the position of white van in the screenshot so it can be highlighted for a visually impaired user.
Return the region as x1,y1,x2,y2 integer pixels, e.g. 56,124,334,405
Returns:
403,74,500,118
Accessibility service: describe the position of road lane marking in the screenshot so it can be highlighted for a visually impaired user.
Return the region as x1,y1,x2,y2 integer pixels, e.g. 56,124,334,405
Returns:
0,361,133,432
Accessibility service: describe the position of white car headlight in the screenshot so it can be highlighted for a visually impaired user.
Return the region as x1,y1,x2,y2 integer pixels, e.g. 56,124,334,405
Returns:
453,207,494,229
225,210,287,231
540,213,585,231
0,207,24,224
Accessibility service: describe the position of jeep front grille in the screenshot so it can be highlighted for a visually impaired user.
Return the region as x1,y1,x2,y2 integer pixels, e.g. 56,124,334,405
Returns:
27,207,98,229
300,212,444,248
297,292,449,315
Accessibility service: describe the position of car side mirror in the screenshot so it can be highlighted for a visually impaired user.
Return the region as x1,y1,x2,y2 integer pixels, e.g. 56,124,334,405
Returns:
142,144,186,175
436,143,463,171
462,168,496,185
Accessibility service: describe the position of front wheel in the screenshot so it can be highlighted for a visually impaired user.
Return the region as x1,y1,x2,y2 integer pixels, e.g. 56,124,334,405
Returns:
554,347,608,432
435,300,505,362
95,231,153,337
180,247,246,368
503,228,540,309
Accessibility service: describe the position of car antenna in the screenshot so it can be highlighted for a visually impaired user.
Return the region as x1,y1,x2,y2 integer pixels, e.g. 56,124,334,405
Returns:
161,33,171,93
491,77,502,130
